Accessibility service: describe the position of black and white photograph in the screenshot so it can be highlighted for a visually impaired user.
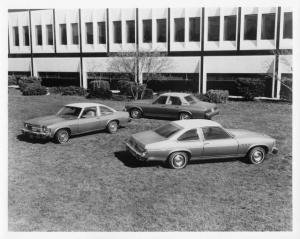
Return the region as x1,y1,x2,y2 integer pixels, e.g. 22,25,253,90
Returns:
1,0,300,238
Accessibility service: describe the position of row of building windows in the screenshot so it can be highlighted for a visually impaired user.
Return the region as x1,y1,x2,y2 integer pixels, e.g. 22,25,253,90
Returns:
11,12,293,47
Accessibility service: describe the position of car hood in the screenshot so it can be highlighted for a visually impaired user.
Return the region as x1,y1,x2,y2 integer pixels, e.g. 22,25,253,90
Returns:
25,115,68,127
227,129,272,139
132,130,166,147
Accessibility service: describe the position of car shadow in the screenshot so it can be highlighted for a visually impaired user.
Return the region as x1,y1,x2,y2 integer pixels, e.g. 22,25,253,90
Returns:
114,150,167,168
16,134,50,144
189,157,250,165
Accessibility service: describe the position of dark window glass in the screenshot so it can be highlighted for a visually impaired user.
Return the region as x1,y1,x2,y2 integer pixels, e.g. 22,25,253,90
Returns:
46,24,53,45
86,22,93,44
208,16,220,41
60,24,67,45
168,96,181,105
23,26,29,46
224,15,236,41
157,19,166,42
98,22,106,44
100,106,113,115
178,129,199,141
13,27,19,46
143,19,152,43
189,17,200,41
113,21,122,43
261,13,275,40
283,12,292,39
71,23,79,45
244,14,257,40
174,18,185,42
153,96,168,104
154,123,182,138
36,25,42,45
202,127,231,140
81,107,97,118
126,20,135,43
184,95,198,104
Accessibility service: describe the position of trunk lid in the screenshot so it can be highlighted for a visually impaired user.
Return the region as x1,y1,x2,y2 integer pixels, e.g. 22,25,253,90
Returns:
132,130,166,147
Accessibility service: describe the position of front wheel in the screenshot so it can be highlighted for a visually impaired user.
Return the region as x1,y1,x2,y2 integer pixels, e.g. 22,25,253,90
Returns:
168,152,189,169
248,147,266,164
107,121,119,134
179,112,191,120
55,129,70,144
130,108,142,119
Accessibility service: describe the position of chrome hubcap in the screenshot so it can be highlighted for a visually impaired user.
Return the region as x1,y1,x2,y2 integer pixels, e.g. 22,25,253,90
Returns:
109,122,117,131
173,154,185,168
252,151,263,162
58,131,68,143
132,110,140,118
180,114,190,120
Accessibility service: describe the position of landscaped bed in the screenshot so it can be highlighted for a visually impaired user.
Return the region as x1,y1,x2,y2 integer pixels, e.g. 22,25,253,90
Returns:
8,88,292,231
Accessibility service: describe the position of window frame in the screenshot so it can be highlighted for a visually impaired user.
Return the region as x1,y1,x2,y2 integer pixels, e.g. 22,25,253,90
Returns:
85,22,94,45
113,21,122,44
152,95,168,105
80,106,99,118
59,23,67,45
223,15,237,41
177,128,200,142
174,18,185,42
201,126,233,141
156,18,167,43
46,24,53,45
71,23,79,45
126,20,135,43
189,17,201,42
167,96,182,105
97,21,106,44
23,26,29,46
261,13,276,40
244,14,258,40
35,25,43,46
143,19,152,43
283,12,293,39
207,16,220,41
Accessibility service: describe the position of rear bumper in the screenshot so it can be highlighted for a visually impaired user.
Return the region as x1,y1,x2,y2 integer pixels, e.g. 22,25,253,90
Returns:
205,109,220,119
21,128,51,139
125,143,148,161
271,147,278,154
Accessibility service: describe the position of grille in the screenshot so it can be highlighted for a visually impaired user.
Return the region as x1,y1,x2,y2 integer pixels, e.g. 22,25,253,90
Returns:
26,124,42,132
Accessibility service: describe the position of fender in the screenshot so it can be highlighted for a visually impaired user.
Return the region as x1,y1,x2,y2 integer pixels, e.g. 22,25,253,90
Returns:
52,127,72,137
167,148,192,159
246,144,269,154
127,105,144,113
106,119,120,128
178,110,192,117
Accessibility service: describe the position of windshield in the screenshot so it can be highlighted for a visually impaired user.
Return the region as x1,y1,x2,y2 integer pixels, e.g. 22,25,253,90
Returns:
184,95,198,104
154,123,182,138
56,106,82,119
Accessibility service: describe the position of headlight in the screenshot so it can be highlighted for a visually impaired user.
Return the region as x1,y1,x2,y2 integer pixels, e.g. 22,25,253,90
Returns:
42,126,50,133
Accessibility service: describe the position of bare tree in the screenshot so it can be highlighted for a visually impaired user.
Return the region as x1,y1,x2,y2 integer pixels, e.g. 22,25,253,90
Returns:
108,49,172,99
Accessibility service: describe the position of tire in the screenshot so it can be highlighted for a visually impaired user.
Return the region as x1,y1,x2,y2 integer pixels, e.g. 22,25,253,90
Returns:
179,112,191,120
55,129,70,144
107,121,119,134
168,152,189,169
130,108,142,119
248,147,266,164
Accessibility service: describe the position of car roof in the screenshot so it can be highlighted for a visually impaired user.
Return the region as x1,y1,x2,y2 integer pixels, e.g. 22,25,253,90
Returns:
65,102,105,108
160,92,191,97
173,119,221,129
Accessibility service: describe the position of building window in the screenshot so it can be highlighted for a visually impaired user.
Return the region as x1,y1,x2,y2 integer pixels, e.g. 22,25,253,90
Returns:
13,27,19,46
208,16,220,41
143,19,152,43
157,19,166,42
60,24,67,45
98,22,106,44
283,12,292,39
174,18,185,42
126,20,135,43
86,22,93,44
244,14,257,40
113,21,122,44
224,15,236,41
36,25,42,45
23,26,29,46
46,24,53,45
261,13,275,40
189,17,200,42
71,23,79,45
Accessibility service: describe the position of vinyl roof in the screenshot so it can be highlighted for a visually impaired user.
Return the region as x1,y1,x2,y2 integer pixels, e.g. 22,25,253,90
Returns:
173,119,221,129
65,102,105,108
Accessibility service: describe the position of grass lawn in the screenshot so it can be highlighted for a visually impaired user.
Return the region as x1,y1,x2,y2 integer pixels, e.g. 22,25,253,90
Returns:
8,88,292,231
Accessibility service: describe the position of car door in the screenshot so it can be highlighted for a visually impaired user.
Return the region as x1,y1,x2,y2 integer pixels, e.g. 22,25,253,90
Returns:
97,106,115,129
77,106,101,134
146,96,169,117
201,126,239,158
165,96,183,118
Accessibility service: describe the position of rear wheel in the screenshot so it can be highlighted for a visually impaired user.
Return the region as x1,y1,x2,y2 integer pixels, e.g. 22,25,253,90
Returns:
248,147,266,164
179,112,191,120
130,108,142,119
107,121,119,134
55,129,70,144
168,152,189,169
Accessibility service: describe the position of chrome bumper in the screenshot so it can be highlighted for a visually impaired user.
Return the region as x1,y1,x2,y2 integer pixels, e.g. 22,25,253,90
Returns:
125,143,148,161
21,128,51,138
272,147,278,154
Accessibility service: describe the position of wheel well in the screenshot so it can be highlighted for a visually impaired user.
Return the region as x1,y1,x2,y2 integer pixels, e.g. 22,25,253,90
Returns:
248,145,269,155
55,127,71,136
168,150,191,161
178,111,192,117
106,119,119,127
130,107,143,114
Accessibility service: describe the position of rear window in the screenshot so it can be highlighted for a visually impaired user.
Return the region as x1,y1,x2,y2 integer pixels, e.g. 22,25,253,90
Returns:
154,123,182,138
184,95,198,104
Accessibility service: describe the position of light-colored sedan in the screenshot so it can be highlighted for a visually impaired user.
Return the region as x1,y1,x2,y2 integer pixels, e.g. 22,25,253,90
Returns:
125,119,278,169
22,102,130,143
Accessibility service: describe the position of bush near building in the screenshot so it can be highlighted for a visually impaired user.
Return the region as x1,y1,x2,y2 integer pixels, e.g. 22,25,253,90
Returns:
8,75,18,86
206,90,229,103
235,78,266,101
17,76,47,96
87,80,112,99
48,86,87,96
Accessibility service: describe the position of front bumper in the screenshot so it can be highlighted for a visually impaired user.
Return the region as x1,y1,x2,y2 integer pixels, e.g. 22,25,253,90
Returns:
125,143,148,161
271,146,278,154
21,128,51,139
205,109,220,119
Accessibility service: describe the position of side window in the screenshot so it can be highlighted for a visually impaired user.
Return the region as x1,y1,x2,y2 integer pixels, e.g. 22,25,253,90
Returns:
153,96,168,104
168,96,182,105
202,127,231,140
178,129,199,141
81,107,97,118
100,106,113,115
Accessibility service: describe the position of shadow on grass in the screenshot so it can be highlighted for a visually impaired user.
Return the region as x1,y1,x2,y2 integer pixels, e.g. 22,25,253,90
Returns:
16,134,49,144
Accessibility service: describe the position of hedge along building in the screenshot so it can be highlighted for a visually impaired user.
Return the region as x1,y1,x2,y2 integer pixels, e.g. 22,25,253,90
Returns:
8,7,293,98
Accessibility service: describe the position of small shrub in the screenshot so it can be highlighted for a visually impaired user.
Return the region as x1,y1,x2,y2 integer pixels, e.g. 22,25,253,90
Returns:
18,76,42,90
141,88,154,99
22,84,47,96
87,88,112,99
194,93,210,102
206,90,229,103
48,86,86,96
89,80,110,91
8,75,18,86
236,78,265,101
116,80,135,95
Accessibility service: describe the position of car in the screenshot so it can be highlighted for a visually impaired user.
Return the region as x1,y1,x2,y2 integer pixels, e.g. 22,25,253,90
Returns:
125,119,278,169
22,102,130,144
124,92,219,120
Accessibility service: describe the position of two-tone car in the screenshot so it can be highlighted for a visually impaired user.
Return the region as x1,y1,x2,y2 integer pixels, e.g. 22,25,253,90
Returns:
124,92,219,120
125,119,278,169
22,102,130,143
